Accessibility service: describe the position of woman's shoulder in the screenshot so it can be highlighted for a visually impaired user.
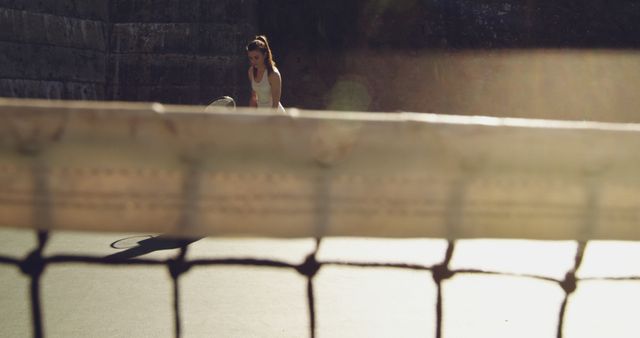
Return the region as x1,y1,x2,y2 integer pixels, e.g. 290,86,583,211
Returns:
269,67,281,79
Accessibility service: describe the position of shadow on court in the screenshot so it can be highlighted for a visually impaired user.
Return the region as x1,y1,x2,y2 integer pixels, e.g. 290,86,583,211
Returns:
106,235,202,260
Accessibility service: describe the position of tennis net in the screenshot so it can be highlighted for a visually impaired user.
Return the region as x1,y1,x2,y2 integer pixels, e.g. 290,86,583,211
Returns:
2,98,640,337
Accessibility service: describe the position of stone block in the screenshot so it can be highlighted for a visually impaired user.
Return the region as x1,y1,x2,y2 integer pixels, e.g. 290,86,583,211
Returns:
0,0,109,21
200,0,258,24
77,19,107,51
42,45,106,82
0,41,105,82
0,78,25,97
123,21,251,58
105,83,140,101
44,14,106,51
109,53,200,86
148,84,201,104
197,55,237,87
111,23,199,53
0,42,34,78
109,0,200,23
0,78,61,99
21,10,47,44
42,13,72,45
72,0,109,21
110,84,200,104
0,79,105,100
0,8,25,42
199,23,247,56
0,9,105,51
64,81,104,99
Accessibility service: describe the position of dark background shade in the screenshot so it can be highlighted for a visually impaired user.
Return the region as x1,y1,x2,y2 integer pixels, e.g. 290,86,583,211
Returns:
2,0,640,121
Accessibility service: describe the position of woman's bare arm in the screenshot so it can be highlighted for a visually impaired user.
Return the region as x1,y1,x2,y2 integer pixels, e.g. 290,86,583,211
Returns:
248,68,258,107
268,70,282,109
249,90,258,107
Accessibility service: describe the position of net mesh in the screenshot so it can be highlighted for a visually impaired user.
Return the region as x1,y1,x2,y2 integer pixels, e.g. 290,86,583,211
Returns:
2,98,640,337
3,233,640,337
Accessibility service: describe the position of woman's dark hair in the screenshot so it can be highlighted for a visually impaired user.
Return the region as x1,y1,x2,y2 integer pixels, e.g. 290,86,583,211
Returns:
246,35,276,76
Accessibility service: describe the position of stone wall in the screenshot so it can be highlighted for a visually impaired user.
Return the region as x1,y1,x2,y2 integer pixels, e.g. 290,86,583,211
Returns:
107,0,257,105
0,0,109,99
2,0,640,121
0,0,258,104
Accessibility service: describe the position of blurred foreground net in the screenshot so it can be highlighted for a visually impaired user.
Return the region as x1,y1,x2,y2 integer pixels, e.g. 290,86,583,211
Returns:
2,98,640,337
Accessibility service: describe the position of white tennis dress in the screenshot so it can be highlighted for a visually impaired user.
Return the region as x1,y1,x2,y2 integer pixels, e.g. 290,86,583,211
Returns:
251,68,285,112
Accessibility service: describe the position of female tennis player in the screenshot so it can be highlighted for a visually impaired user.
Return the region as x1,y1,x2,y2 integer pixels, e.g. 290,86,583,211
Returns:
246,35,285,112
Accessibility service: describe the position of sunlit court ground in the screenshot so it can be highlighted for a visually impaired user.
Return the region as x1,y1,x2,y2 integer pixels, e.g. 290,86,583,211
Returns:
3,227,640,338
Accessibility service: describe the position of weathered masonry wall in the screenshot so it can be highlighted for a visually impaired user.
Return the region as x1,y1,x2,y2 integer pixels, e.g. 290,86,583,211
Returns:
0,0,109,100
107,0,257,105
3,0,640,122
0,0,258,105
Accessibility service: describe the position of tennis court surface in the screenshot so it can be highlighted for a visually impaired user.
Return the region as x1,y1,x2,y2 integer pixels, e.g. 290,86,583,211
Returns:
2,98,640,337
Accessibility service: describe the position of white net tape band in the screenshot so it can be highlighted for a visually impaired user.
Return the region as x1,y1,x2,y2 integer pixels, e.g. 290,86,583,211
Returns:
1,98,639,240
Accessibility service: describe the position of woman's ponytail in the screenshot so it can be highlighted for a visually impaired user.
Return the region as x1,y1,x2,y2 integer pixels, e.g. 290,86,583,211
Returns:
247,35,276,75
